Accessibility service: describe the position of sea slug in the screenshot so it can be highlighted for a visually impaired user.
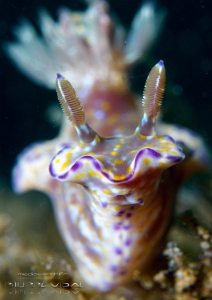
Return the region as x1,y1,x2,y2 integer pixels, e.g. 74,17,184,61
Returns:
6,0,209,291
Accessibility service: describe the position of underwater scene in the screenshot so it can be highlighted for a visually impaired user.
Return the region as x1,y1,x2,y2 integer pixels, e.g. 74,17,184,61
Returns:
0,0,212,299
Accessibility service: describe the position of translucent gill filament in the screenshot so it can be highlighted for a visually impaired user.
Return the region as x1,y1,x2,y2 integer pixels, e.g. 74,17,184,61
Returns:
56,73,97,143
138,60,166,136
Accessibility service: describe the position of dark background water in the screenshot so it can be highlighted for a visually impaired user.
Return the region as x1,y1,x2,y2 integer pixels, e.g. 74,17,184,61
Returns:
0,0,211,184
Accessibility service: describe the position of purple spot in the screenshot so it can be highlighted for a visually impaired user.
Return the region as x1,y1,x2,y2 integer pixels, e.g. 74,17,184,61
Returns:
93,160,101,171
126,213,132,219
82,155,92,160
119,270,127,276
130,206,135,210
102,202,108,208
166,136,175,143
116,210,125,217
110,265,118,272
146,148,162,158
123,224,131,230
114,247,122,255
158,60,164,67
167,155,183,163
58,172,68,179
57,73,63,79
102,170,109,179
124,238,131,246
177,147,183,153
71,161,81,171
137,198,144,205
133,148,162,174
49,164,55,177
57,148,65,155
113,222,121,230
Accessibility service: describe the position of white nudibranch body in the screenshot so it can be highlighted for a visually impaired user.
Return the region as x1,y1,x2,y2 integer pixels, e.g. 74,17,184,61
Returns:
8,0,209,292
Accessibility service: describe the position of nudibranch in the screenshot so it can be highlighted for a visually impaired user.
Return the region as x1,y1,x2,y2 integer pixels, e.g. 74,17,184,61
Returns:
9,0,209,292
